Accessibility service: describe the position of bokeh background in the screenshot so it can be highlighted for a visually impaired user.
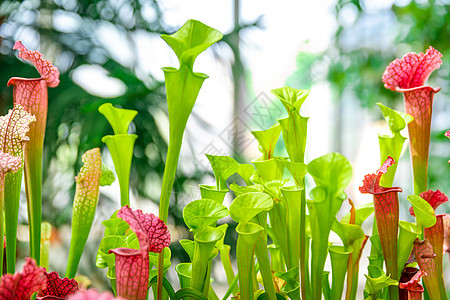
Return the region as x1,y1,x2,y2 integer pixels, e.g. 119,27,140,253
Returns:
0,0,449,296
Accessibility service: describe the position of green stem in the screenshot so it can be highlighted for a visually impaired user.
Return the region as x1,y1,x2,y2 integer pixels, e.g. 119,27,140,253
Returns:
0,187,4,277
236,223,263,300
157,135,183,300
329,246,350,300
4,170,22,273
24,143,43,264
222,273,239,300
219,246,237,295
208,283,220,300
300,188,309,300
345,254,354,300
268,203,289,268
255,240,276,300
254,218,276,300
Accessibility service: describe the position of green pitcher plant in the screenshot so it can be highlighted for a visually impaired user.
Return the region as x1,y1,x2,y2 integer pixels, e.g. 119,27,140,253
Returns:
0,104,35,274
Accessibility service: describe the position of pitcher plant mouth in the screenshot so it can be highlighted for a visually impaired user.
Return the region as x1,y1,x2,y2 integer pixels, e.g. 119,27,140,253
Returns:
8,41,60,265
105,205,170,300
382,46,443,196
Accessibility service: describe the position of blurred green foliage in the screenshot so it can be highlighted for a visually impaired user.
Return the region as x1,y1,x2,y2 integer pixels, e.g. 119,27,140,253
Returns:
287,0,449,193
0,0,191,227
0,0,203,284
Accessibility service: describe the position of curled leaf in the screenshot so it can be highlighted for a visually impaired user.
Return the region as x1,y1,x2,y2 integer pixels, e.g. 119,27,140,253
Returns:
410,189,448,216
407,195,436,230
13,41,60,87
206,154,239,190
37,271,78,299
0,257,47,299
98,103,137,135
413,238,440,298
161,19,223,70
399,269,426,296
0,104,36,157
99,163,115,186
183,199,229,231
382,46,442,91
117,205,171,253
229,192,273,223
359,156,401,194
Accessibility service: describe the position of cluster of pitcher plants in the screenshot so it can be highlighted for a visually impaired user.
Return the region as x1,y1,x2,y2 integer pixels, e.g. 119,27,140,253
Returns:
0,19,448,300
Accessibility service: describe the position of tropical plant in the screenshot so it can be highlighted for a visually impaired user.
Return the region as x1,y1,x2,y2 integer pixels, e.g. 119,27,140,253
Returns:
0,18,449,300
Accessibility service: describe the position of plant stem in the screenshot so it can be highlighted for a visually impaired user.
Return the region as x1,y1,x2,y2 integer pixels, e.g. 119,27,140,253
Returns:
0,188,4,277
219,246,237,295
24,143,43,264
300,187,310,300
157,135,182,300
4,170,22,273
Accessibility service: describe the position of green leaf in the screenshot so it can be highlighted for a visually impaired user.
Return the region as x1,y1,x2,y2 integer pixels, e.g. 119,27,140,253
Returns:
397,220,419,277
198,184,228,203
102,134,137,206
67,148,103,278
332,219,365,249
256,293,286,300
368,235,383,276
100,163,115,186
183,199,229,231
307,152,352,198
159,19,223,226
148,276,177,300
378,133,406,187
322,271,331,300
161,19,223,70
329,245,353,300
251,124,282,160
206,155,239,190
175,287,209,300
236,222,264,300
191,227,223,293
175,262,192,288
102,213,129,236
180,239,195,261
377,103,410,187
252,157,285,181
149,247,171,271
96,236,127,269
274,267,300,299
306,152,352,299
236,163,255,185
251,172,288,200
364,272,398,300
278,115,308,163
229,183,264,196
214,223,229,251
377,103,408,133
284,161,307,189
407,194,436,231
98,103,137,135
340,204,374,227
271,87,310,113
229,192,273,223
